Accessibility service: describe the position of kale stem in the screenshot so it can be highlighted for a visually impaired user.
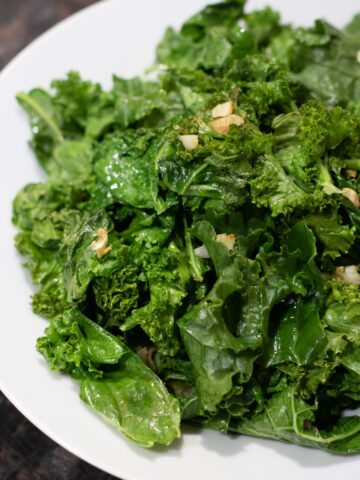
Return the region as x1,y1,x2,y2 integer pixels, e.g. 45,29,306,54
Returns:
343,159,360,171
183,218,203,282
16,92,64,142
319,164,342,195
180,161,209,194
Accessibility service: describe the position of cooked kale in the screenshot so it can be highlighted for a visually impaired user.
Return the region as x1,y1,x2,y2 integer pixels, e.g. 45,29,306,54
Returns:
13,0,360,451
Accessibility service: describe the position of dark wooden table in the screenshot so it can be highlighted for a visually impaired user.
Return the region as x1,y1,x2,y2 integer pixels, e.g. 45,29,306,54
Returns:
0,2,119,478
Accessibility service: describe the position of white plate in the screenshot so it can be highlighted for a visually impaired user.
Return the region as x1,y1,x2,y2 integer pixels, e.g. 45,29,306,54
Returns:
1,1,360,479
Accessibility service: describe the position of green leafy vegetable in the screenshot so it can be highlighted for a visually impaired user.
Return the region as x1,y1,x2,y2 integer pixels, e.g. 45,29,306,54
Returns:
37,309,180,446
13,0,360,452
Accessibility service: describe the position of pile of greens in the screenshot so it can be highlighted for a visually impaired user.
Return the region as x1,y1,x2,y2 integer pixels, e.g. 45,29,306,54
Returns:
13,0,360,451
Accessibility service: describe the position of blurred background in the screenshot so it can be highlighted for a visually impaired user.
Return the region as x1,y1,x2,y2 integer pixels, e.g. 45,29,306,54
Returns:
0,0,100,69
0,4,120,479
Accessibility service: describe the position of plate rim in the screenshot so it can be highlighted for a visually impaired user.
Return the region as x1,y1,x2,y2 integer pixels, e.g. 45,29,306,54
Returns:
2,2,360,479
0,1,144,478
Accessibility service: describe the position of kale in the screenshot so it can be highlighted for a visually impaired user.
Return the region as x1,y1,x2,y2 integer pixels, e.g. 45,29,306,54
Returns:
37,308,180,447
13,0,360,451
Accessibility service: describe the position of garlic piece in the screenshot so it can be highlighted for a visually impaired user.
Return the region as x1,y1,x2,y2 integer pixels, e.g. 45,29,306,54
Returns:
194,245,210,258
216,233,235,251
91,227,112,259
335,266,360,285
357,51,360,63
342,188,360,207
179,134,198,151
238,19,247,30
194,233,236,258
210,114,244,135
346,169,357,178
211,101,233,118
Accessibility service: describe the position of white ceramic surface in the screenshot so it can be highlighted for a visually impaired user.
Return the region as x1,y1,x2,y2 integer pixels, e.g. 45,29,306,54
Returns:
1,1,360,479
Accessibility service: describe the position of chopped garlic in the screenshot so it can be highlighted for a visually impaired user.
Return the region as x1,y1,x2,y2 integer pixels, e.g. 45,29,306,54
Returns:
342,188,360,207
194,245,210,258
211,101,233,119
335,266,360,285
216,233,235,251
210,114,244,135
179,134,198,151
91,227,112,259
194,233,236,258
346,169,357,178
237,19,247,30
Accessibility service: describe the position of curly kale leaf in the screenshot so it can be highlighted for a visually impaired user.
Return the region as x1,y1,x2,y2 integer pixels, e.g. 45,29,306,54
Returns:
37,308,181,447
250,154,318,216
232,385,360,453
266,297,328,367
156,1,248,70
13,0,360,452
63,212,129,303
306,208,356,260
179,221,325,414
16,88,63,167
273,19,360,108
93,129,173,212
244,7,280,48
12,182,89,318
178,256,256,413
324,280,360,343
92,267,139,330
111,76,169,128
128,247,187,356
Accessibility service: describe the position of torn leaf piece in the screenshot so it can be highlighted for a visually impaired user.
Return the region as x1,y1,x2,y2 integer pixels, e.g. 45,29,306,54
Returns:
210,114,244,135
211,101,233,118
334,266,360,285
91,227,112,259
194,234,235,258
342,188,360,207
179,134,198,151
